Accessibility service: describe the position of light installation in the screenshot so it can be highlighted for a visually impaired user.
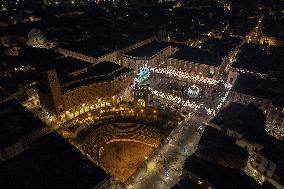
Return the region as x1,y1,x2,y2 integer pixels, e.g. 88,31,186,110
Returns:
217,91,229,110
135,64,150,84
149,87,216,116
187,85,200,98
150,67,232,89
147,67,232,115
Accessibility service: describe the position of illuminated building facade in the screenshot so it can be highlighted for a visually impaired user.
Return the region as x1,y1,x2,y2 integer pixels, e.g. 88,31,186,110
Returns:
122,41,178,72
38,69,64,116
38,60,134,121
166,45,222,80
133,84,151,108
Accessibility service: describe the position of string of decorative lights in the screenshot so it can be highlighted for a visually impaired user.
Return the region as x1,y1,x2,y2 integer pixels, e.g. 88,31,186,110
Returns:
149,87,216,116
217,91,229,110
150,67,232,89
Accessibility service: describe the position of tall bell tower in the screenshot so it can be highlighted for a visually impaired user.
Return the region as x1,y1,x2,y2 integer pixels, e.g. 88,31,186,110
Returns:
38,69,64,116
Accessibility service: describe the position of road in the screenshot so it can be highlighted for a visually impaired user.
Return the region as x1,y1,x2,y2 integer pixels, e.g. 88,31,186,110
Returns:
124,112,210,189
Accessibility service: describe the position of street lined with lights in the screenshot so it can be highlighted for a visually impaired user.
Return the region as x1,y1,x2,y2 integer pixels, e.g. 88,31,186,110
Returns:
125,113,209,189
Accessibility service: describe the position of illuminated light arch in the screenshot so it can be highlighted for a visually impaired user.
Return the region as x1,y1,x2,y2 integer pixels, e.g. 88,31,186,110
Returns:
137,99,146,107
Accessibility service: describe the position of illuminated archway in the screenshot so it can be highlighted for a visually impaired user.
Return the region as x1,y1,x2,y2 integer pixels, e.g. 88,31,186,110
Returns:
137,99,146,107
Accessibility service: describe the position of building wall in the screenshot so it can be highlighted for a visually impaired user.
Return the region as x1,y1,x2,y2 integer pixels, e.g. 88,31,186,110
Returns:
47,70,64,114
227,129,242,140
37,70,63,115
59,72,134,121
236,139,263,155
122,55,146,72
212,109,283,187
37,76,55,114
57,36,156,65
122,46,178,72
226,91,284,134
97,51,118,64
229,131,280,187
38,69,134,122
227,71,239,85
167,58,221,80
266,107,284,131
57,48,97,63
62,72,133,110
269,174,284,189
156,30,170,42
251,154,276,179
149,46,178,67
226,92,271,116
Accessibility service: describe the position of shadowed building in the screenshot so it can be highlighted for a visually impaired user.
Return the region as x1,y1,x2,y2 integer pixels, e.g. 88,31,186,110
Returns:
226,44,284,138
0,99,50,161
0,131,109,189
195,126,249,169
225,74,284,139
210,102,284,188
177,155,261,189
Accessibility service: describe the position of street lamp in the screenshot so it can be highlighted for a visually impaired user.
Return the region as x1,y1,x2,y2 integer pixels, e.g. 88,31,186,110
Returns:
164,170,169,177
183,145,189,156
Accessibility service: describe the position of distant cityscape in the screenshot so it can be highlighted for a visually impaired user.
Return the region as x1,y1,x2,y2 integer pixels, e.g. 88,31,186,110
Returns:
0,0,283,189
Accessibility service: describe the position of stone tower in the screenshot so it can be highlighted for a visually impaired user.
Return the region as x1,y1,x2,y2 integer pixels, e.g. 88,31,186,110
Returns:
38,69,63,116
133,84,151,108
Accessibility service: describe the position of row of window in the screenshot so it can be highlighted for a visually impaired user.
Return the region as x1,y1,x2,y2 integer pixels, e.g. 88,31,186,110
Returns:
64,81,130,109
